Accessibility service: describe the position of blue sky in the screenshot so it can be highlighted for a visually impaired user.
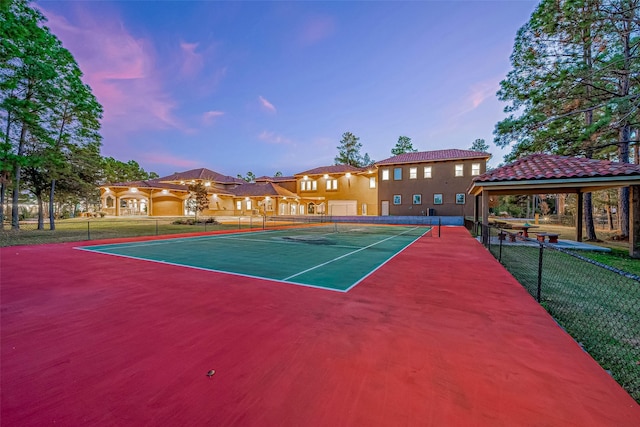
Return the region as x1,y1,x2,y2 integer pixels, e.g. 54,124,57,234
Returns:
38,0,538,178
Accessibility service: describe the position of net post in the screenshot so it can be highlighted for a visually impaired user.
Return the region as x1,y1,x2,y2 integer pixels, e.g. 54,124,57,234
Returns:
537,243,544,303
438,217,441,237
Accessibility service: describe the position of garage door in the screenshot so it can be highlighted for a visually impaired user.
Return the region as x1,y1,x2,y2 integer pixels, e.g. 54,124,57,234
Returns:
328,200,357,216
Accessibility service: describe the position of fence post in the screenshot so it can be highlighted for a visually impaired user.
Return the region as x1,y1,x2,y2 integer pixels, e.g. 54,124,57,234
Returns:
537,243,544,302
238,217,241,229
263,216,266,230
438,217,441,237
156,220,159,235
87,221,91,240
499,228,503,262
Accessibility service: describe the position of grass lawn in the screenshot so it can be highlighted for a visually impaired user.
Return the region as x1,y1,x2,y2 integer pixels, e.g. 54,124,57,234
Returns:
495,244,640,402
0,217,258,247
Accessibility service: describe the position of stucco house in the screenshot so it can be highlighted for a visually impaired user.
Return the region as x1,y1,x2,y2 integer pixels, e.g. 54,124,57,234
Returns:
375,149,491,217
99,149,490,218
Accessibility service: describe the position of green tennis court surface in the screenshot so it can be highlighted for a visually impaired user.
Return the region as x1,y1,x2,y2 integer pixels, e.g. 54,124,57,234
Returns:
77,224,431,291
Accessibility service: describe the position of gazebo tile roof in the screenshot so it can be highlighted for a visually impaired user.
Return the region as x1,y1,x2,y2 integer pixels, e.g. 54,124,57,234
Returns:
474,154,640,183
375,149,490,166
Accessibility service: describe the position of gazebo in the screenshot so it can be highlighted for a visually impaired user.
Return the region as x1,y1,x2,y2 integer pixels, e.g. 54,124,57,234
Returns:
468,154,640,258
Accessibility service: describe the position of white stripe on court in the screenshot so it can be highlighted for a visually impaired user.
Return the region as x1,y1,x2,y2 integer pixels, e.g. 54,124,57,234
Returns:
282,226,423,281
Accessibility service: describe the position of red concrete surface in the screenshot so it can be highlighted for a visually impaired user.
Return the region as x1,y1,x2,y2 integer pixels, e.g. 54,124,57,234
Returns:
1,227,638,426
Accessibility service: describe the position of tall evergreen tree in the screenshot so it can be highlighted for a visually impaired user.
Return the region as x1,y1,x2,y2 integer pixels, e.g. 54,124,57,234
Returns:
470,138,490,152
335,132,363,167
494,0,639,240
1,0,103,230
391,136,417,155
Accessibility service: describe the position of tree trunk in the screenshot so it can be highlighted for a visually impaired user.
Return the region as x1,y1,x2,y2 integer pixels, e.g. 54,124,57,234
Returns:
49,179,56,230
0,180,5,230
584,192,597,240
11,122,29,230
618,125,630,238
606,191,614,230
36,191,44,230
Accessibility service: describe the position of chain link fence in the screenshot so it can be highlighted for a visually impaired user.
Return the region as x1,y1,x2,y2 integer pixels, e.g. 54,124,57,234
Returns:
473,222,640,402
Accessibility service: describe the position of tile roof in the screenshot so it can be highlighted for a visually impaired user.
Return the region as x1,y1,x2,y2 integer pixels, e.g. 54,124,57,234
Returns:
295,164,365,176
474,154,640,183
230,182,298,198
105,180,188,191
254,175,297,183
156,168,245,184
375,149,490,166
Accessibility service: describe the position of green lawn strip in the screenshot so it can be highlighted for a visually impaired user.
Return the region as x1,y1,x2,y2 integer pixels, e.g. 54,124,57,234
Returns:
498,245,640,402
579,248,640,276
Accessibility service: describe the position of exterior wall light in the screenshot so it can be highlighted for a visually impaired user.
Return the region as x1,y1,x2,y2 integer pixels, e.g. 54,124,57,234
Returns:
131,188,138,193
324,174,329,179
161,189,168,194
104,188,110,193
204,181,211,187
345,173,351,178
303,175,308,180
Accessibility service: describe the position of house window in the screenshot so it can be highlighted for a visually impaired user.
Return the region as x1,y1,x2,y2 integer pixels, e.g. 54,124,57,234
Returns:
326,179,338,190
413,194,422,205
369,177,376,188
301,180,317,191
456,193,466,204
393,195,402,205
394,167,402,180
424,166,432,178
409,167,417,179
246,200,252,210
455,164,464,177
236,201,242,210
382,169,390,181
434,194,443,204
472,163,481,176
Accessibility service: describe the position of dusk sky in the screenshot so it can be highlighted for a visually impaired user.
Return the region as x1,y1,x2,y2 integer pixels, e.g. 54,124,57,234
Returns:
38,0,538,178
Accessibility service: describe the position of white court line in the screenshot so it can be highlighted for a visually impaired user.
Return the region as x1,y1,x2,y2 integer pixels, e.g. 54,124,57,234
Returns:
283,226,423,281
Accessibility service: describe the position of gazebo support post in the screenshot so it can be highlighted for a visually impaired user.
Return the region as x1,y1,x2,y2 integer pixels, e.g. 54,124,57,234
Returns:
481,190,489,245
631,185,640,258
576,191,584,242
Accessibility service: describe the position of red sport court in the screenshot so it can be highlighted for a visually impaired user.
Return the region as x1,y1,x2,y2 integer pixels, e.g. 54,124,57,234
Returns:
1,226,638,426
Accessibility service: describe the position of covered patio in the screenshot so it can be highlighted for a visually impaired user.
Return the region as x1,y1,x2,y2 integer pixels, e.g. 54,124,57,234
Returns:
468,154,640,258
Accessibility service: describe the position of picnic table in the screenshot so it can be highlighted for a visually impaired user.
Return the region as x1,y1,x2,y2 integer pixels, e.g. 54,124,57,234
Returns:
511,224,539,238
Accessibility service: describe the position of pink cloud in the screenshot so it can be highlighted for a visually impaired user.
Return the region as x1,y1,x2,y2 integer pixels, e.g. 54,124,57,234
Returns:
202,110,225,125
258,130,292,145
258,96,277,113
180,42,204,77
40,6,184,132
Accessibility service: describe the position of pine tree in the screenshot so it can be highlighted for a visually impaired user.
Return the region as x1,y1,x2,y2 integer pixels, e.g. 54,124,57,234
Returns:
335,132,363,167
391,136,417,155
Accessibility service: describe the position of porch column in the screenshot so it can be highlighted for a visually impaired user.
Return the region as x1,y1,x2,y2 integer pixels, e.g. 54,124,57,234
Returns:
577,191,583,242
630,185,640,258
481,190,489,245
115,196,120,216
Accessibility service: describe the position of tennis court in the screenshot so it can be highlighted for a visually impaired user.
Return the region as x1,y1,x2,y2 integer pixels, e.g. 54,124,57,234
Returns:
76,224,432,291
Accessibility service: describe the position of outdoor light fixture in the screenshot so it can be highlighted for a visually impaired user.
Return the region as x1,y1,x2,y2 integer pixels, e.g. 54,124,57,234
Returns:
346,173,351,178
265,196,270,200
104,188,110,192
245,197,249,200
283,197,287,200
324,174,329,179
161,189,168,194
180,181,185,185
204,181,211,187
213,194,217,198
303,175,308,180
130,187,138,193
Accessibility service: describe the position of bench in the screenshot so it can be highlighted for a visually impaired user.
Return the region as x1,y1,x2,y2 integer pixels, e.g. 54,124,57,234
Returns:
498,230,520,242
534,232,559,243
